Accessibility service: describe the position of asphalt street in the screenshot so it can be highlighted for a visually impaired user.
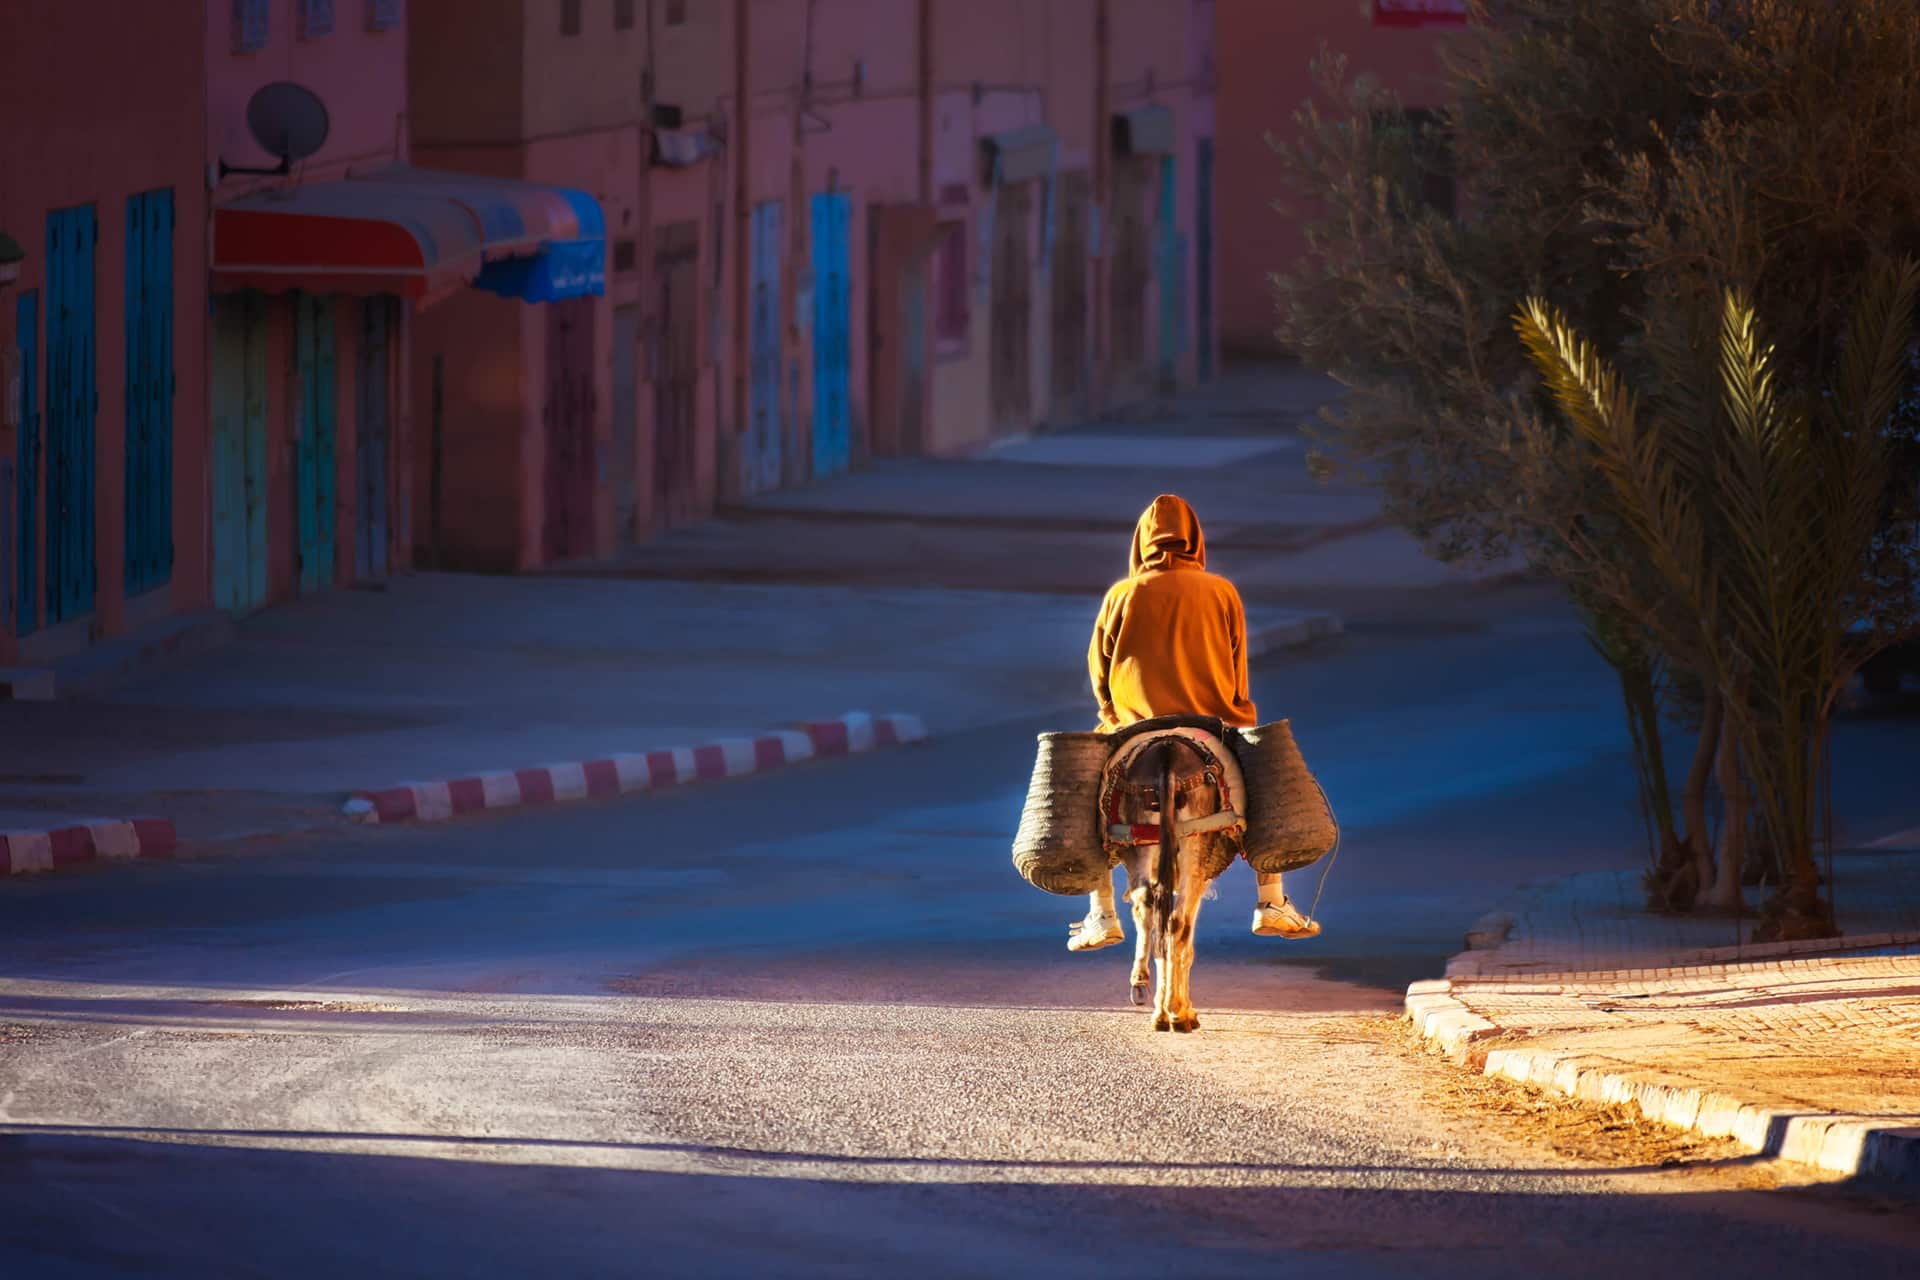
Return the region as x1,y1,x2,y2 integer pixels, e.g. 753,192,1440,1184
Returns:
3,577,1918,1277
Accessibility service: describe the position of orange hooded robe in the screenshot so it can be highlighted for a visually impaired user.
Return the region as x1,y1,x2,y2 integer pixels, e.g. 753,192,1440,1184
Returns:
1089,494,1257,732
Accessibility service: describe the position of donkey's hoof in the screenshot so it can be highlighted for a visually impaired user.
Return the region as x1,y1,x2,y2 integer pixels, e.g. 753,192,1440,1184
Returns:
1172,1014,1201,1033
1152,1013,1172,1032
1130,983,1149,1007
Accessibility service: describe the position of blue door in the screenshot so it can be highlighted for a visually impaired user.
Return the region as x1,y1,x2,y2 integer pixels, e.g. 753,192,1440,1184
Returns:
13,292,37,635
295,294,338,594
810,192,852,478
45,205,97,625
211,293,270,613
1154,156,1183,388
124,188,176,597
355,297,394,581
745,201,783,495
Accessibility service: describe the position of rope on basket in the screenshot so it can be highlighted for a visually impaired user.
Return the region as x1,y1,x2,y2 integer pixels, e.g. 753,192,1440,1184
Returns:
1302,777,1342,926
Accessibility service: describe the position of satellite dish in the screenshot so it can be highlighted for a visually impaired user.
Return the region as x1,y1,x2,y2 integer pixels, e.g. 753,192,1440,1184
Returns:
245,81,330,165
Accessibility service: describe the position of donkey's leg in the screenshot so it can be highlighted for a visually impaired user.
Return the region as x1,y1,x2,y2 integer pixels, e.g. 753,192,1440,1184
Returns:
1151,921,1174,1032
1169,848,1208,1032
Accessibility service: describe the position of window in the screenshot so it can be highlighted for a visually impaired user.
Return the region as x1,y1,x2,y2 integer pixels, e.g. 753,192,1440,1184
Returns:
367,0,402,31
934,221,970,353
615,0,635,28
300,0,335,38
665,0,687,25
232,0,269,52
561,0,582,36
613,238,638,273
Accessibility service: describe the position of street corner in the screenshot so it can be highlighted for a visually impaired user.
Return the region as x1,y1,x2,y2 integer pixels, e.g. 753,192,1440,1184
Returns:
1402,978,1505,1066
345,711,931,826
0,817,176,877
1404,940,1920,1187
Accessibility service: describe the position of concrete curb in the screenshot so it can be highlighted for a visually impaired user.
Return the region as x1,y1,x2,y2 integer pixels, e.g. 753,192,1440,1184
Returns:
0,818,177,876
1403,974,1920,1186
344,711,929,825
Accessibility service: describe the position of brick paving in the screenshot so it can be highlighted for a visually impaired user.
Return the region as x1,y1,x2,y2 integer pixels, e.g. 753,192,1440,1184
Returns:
1411,841,1920,1181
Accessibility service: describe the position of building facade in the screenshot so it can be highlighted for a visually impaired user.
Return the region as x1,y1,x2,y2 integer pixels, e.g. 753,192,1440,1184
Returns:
3,0,1227,679
208,0,605,597
1,3,209,667
409,0,638,570
205,0,416,610
1213,0,1458,356
408,0,1225,569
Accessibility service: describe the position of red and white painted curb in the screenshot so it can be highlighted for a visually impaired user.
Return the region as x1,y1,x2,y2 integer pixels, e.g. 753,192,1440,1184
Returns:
344,711,929,825
1,818,177,877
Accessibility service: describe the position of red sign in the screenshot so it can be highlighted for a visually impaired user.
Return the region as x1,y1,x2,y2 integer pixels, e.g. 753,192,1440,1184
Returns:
1374,0,1469,26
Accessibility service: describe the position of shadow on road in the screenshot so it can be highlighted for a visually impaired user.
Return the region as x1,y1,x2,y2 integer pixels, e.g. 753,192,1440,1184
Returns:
3,1129,1899,1280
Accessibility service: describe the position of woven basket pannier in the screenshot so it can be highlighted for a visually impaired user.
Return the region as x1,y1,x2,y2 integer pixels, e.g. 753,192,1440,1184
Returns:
1232,719,1338,874
1011,731,1112,896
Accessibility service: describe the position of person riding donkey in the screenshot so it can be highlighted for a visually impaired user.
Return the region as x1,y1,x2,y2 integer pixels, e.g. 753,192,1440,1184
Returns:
1069,493,1322,952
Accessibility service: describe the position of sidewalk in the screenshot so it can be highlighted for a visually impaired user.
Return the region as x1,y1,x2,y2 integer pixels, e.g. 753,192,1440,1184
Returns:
1409,840,1920,1184
562,364,1528,607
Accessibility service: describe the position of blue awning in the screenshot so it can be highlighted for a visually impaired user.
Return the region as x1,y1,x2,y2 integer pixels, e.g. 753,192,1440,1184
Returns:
356,168,606,303
474,238,605,303
473,188,606,303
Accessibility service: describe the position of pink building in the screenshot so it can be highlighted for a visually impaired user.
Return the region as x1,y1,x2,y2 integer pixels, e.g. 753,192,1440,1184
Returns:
204,0,417,609
408,0,1223,554
1,2,209,669
732,0,1220,466
408,0,641,569
207,0,607,587
1214,0,1457,355
1,0,1224,683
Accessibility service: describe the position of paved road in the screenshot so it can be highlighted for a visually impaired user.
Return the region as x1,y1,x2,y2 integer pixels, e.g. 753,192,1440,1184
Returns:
3,583,1917,1277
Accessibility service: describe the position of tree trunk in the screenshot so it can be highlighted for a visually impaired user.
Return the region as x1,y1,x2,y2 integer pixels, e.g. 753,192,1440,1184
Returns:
1702,701,1746,913
1620,657,1697,912
1683,684,1722,896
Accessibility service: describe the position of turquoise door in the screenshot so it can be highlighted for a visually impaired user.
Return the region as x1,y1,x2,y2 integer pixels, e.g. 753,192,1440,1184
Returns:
1154,156,1183,388
211,294,270,613
355,297,395,581
13,292,37,635
124,187,176,597
810,192,852,478
294,294,338,594
746,201,784,494
44,205,97,626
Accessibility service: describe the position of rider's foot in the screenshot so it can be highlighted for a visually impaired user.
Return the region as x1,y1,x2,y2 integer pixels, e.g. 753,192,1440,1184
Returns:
1067,910,1125,951
1252,897,1321,939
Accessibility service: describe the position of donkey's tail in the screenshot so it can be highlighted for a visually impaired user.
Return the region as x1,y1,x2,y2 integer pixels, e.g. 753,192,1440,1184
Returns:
1150,744,1177,947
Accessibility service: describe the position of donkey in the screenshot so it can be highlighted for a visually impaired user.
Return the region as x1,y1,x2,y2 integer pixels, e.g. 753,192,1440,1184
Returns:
1107,734,1237,1032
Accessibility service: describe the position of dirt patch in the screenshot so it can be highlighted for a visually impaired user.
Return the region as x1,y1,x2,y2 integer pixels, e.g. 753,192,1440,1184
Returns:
1346,1015,1785,1186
